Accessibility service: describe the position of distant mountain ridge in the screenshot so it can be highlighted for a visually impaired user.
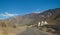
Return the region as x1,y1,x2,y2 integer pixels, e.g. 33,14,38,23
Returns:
3,8,60,25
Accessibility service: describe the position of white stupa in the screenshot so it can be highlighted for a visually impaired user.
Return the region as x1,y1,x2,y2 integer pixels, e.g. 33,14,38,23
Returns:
38,21,48,27
38,22,41,26
44,21,48,25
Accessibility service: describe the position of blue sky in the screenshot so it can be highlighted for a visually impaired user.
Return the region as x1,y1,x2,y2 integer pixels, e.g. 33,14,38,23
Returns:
0,0,60,19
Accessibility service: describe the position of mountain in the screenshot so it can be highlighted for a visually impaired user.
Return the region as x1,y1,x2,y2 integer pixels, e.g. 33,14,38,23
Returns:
3,8,60,26
0,8,60,35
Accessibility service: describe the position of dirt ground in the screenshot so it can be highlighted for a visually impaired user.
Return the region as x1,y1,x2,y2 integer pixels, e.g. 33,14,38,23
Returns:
0,26,27,35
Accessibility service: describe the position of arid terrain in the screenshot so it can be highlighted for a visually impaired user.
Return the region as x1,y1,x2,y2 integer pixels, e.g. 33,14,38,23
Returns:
0,26,27,35
0,25,55,35
0,8,60,35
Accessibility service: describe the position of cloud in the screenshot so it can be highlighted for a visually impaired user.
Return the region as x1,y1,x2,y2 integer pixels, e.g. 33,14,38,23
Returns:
0,12,18,17
32,9,41,13
33,12,41,13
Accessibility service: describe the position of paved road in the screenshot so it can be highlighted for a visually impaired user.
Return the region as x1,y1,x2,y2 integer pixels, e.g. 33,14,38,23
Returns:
16,27,52,35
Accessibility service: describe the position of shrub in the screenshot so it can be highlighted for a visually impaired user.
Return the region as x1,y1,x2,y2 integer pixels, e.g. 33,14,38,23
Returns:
13,25,16,28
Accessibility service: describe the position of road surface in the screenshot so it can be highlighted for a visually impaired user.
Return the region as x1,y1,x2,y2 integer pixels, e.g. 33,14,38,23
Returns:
16,27,52,35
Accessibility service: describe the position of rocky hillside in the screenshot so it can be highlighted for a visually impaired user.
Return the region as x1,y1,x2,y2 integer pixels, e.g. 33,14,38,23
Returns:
3,8,60,26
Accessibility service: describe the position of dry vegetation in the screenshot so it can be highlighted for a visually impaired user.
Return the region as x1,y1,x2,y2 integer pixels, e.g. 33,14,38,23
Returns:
0,21,27,35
